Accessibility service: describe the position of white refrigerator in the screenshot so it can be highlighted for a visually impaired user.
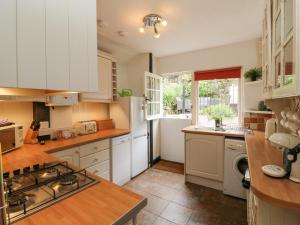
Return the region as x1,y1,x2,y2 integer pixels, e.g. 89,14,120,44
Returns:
110,96,148,178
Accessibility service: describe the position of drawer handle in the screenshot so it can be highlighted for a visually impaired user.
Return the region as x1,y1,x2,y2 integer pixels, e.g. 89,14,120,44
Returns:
93,158,99,163
93,170,99,174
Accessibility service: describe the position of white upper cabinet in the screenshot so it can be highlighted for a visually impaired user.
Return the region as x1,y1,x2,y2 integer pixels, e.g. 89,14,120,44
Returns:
69,0,89,92
262,0,300,99
87,0,98,92
17,0,46,89
97,56,112,100
0,0,17,88
0,0,98,92
45,0,70,91
80,52,116,102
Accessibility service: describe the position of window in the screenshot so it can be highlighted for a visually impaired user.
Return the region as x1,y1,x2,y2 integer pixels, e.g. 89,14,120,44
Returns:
162,72,192,118
197,79,240,127
144,72,163,120
194,67,241,128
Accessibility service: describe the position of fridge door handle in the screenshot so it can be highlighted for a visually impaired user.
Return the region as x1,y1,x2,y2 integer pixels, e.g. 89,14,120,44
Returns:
133,134,147,139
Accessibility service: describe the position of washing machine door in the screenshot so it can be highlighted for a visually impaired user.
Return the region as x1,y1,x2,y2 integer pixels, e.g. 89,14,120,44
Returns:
233,153,248,178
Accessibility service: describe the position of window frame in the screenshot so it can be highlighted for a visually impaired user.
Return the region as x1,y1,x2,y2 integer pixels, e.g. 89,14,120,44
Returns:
192,77,242,127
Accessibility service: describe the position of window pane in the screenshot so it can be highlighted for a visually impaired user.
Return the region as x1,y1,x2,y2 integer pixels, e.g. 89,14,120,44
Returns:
275,53,282,88
163,73,192,117
198,79,239,127
284,0,293,38
283,38,294,85
275,13,281,49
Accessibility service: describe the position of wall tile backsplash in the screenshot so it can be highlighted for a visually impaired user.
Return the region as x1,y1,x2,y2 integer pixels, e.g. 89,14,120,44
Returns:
244,112,274,131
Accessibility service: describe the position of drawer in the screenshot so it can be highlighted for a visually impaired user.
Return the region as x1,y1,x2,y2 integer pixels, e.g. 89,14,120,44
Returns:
86,160,110,175
99,171,110,180
80,149,109,168
79,139,110,157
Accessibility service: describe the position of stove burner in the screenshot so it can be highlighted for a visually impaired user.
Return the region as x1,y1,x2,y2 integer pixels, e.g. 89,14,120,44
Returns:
39,167,58,179
60,174,78,186
8,193,36,214
9,193,27,207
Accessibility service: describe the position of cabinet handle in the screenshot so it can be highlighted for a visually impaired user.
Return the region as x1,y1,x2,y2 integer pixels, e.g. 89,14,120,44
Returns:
94,146,98,150
75,151,79,154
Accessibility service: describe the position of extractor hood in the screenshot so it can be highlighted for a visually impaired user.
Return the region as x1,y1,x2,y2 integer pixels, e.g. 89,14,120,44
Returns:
0,88,78,106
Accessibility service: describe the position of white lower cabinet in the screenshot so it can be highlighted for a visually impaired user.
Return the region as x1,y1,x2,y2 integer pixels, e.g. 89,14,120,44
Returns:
112,135,131,186
185,133,224,181
51,147,80,167
248,189,300,225
51,139,111,181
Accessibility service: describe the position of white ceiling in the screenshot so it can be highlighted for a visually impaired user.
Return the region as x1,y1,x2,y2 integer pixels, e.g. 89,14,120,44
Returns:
97,0,265,57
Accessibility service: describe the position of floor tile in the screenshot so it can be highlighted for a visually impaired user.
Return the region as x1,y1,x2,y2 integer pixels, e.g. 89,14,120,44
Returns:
126,210,157,225
125,168,247,225
160,202,193,225
153,217,177,225
143,192,169,216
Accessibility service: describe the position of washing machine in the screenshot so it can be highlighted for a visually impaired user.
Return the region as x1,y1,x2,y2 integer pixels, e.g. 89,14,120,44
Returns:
223,138,248,199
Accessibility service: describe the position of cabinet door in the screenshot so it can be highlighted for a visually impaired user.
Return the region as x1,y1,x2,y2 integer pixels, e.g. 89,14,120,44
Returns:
112,141,131,185
185,134,224,181
98,56,112,99
51,147,80,167
69,0,89,91
0,0,17,88
17,0,46,89
45,0,69,90
87,0,98,92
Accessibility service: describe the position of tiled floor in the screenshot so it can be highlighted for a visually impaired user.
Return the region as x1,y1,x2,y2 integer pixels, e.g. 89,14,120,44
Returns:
124,168,247,225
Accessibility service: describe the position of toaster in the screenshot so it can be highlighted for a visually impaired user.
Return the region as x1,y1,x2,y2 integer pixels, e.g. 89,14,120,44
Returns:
74,121,97,135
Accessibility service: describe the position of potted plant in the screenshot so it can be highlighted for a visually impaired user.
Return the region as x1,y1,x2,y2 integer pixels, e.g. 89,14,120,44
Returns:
244,67,262,82
203,104,234,128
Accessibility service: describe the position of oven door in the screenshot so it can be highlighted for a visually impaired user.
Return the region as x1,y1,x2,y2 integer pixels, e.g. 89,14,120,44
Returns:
0,128,16,154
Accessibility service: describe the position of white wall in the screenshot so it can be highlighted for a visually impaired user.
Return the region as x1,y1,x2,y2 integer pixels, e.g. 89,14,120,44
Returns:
126,53,149,97
0,102,33,137
160,118,192,163
50,102,109,129
158,39,259,74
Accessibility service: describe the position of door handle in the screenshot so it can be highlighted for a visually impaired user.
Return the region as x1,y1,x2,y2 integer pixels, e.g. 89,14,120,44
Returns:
133,134,147,139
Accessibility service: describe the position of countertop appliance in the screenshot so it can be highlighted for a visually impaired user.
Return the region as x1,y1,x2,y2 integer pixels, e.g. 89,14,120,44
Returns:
110,96,148,178
74,121,97,135
112,135,131,185
2,161,98,224
0,125,23,154
223,138,248,199
268,133,300,182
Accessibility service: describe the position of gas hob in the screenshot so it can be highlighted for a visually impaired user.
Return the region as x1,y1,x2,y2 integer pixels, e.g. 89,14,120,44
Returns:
3,162,99,224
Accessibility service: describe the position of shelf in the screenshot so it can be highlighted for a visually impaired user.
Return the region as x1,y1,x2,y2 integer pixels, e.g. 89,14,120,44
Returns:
243,110,274,115
244,80,263,86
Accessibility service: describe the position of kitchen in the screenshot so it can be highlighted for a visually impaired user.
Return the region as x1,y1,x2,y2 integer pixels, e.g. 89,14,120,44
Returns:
0,0,300,225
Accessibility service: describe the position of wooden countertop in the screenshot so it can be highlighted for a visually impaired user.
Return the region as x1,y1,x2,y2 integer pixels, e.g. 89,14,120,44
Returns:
246,131,300,212
3,129,130,172
2,129,147,225
182,125,245,138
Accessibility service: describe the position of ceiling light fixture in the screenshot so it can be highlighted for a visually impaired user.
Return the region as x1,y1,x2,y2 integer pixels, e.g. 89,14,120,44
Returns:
139,14,167,38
